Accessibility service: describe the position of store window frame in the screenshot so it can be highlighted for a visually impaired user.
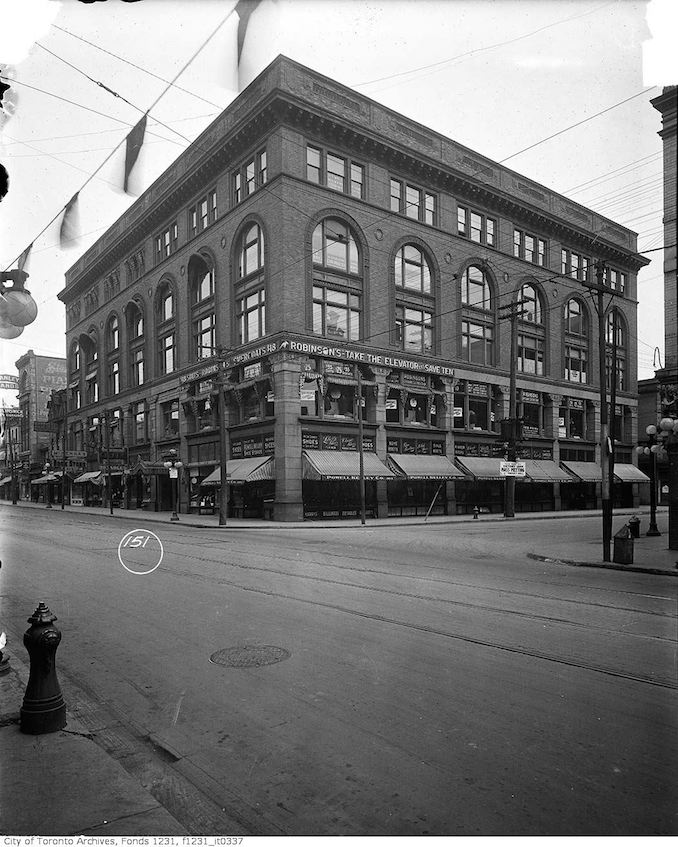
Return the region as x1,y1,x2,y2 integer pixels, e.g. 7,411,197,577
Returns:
457,205,496,246
513,228,547,267
189,253,216,360
563,297,589,384
306,144,365,199
390,177,437,226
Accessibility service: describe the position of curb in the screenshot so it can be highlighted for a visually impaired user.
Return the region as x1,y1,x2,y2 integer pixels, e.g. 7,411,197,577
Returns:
527,552,678,577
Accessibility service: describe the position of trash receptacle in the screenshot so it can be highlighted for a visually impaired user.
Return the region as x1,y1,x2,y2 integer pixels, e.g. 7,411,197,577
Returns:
613,524,634,564
628,515,640,538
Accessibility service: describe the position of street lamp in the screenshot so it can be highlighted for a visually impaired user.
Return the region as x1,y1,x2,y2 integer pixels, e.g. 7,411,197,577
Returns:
43,461,52,509
162,448,183,522
636,424,661,536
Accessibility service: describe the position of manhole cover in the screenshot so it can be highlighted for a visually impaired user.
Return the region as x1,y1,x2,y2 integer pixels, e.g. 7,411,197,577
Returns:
209,645,291,668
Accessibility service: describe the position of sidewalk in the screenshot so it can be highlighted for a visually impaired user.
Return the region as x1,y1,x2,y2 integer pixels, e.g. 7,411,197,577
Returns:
2,498,677,576
0,648,187,835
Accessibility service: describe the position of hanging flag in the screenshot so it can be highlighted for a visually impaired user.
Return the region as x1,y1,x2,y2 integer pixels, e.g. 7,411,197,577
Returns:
123,114,147,194
235,0,263,88
59,192,80,249
235,0,263,65
17,242,33,272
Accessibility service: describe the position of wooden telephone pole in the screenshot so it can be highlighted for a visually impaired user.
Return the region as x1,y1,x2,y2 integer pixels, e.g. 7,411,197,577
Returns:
498,298,527,518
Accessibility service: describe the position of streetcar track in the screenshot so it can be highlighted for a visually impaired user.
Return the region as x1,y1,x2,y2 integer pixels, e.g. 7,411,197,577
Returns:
161,564,677,690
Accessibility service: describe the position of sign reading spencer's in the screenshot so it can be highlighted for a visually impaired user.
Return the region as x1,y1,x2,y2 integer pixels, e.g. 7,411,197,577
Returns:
223,335,454,377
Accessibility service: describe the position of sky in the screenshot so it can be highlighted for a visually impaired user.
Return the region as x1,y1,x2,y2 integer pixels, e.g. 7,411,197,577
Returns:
1,0,676,410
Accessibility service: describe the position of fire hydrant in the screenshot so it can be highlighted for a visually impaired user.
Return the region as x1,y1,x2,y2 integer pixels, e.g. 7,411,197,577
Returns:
473,505,480,519
20,602,67,734
628,515,641,538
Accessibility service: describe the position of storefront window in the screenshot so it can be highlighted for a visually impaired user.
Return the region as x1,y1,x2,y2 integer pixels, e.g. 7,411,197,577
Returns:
324,384,355,418
558,398,586,439
454,381,495,431
519,390,542,436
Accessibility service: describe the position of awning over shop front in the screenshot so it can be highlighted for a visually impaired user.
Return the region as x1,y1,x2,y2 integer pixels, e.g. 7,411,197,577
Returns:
523,460,574,483
454,457,506,480
560,461,601,483
302,450,396,481
202,456,274,486
73,471,102,485
387,453,466,479
0,476,12,486
613,463,650,483
31,472,62,485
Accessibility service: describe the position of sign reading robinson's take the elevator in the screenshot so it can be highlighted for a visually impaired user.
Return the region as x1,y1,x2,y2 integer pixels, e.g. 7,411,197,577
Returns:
223,335,454,377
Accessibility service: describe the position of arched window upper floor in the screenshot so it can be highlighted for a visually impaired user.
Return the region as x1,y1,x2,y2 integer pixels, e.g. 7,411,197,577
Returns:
188,252,216,360
605,308,628,391
310,215,365,343
459,263,496,366
70,340,81,376
234,221,266,345
124,299,146,386
393,241,437,355
154,278,177,376
517,281,546,376
563,297,590,384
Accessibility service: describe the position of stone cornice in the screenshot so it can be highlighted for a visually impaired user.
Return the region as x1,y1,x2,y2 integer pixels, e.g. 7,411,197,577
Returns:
61,63,649,302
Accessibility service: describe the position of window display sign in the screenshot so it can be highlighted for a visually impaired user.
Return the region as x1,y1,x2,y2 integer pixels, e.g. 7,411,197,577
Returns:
322,433,340,450
341,435,358,451
468,382,488,397
302,432,320,450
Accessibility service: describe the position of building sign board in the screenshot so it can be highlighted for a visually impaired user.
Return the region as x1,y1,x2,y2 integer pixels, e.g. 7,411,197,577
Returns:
0,375,19,390
222,335,454,377
500,461,526,477
33,420,60,432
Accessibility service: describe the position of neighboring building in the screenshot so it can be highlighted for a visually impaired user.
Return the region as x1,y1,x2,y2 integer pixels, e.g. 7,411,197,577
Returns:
0,405,21,501
639,86,678,542
14,350,67,500
58,56,649,520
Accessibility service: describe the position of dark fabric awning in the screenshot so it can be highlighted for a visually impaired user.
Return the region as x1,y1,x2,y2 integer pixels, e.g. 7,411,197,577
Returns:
302,450,396,480
0,476,12,486
454,457,506,481
560,461,601,483
387,453,466,479
613,463,650,483
202,456,274,486
523,460,574,483
73,471,102,485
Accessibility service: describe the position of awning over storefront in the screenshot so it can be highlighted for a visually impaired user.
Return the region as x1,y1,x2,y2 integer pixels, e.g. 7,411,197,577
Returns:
560,461,601,483
73,471,102,485
202,456,274,486
387,453,466,479
0,476,12,486
31,472,62,485
613,463,650,483
523,460,574,483
454,457,506,480
302,450,396,480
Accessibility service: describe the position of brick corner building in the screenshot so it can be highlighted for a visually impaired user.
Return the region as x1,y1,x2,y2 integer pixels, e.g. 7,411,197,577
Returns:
58,55,650,520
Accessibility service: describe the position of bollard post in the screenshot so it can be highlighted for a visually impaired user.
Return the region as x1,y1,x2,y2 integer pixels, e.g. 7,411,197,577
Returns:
473,505,480,520
20,602,67,734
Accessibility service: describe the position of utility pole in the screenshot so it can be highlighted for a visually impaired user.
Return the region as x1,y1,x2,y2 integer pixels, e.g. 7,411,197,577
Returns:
594,261,612,562
498,298,526,518
102,411,113,516
216,348,230,527
608,308,617,527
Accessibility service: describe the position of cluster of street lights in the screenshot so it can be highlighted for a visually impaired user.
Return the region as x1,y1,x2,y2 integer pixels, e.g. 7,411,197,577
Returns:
162,448,183,522
637,417,678,542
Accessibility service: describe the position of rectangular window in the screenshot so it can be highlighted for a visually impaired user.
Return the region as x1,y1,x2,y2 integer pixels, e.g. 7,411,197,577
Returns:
108,360,119,395
405,185,421,220
307,145,364,198
390,179,401,213
514,229,547,266
132,348,144,386
561,248,590,281
161,400,179,438
313,285,360,341
391,177,436,224
233,149,267,203
462,321,493,365
565,345,588,383
188,190,217,237
307,145,321,183
155,223,178,263
517,335,544,375
237,288,266,344
458,206,468,237
606,268,627,293
327,153,346,192
350,163,364,199
395,305,433,354
160,334,175,375
425,193,436,226
134,403,146,443
195,314,216,359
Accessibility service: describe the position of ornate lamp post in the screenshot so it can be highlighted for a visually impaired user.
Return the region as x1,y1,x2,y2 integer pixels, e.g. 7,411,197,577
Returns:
163,448,183,522
43,461,53,509
636,425,661,536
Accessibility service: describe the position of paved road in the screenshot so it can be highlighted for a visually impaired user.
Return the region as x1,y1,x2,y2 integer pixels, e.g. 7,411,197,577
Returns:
1,509,676,835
